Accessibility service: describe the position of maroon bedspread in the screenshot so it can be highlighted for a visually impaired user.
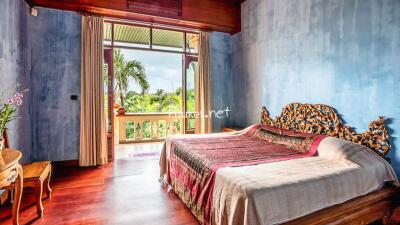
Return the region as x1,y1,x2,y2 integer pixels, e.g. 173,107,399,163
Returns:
167,124,326,225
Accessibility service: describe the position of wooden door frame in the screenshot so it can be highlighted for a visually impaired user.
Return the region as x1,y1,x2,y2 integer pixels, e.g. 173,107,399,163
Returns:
104,48,115,162
104,21,200,136
182,55,198,134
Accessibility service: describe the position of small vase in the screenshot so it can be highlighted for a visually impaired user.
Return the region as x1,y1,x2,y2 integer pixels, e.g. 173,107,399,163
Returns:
117,107,126,116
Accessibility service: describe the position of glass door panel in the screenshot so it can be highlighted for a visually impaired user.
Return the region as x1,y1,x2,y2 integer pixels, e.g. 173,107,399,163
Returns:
184,56,198,133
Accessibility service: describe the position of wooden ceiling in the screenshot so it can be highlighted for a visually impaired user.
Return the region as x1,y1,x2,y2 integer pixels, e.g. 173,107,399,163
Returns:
26,0,243,34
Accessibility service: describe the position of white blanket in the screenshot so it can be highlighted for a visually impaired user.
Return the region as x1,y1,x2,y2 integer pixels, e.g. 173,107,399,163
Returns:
211,137,398,225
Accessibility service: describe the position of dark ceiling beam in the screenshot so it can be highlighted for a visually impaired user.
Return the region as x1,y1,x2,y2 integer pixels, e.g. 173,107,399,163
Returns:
26,0,241,34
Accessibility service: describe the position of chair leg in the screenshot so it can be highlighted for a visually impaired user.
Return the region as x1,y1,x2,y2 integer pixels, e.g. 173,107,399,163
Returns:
12,165,23,225
35,181,44,218
44,167,52,199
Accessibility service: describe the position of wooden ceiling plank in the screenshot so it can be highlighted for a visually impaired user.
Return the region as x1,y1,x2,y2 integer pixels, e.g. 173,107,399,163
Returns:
28,0,241,34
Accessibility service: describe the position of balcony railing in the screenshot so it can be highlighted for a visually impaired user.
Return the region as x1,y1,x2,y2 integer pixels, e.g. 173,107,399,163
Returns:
115,112,184,144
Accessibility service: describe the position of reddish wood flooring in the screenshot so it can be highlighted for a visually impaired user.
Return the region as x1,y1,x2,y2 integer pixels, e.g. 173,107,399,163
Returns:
0,143,199,225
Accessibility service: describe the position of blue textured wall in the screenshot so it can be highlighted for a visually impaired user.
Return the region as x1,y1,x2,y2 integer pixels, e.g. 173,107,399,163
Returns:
0,0,32,162
232,0,400,174
210,32,233,132
30,8,81,161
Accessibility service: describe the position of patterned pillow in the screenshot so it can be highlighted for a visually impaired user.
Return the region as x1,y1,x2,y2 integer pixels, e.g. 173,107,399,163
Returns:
252,125,315,154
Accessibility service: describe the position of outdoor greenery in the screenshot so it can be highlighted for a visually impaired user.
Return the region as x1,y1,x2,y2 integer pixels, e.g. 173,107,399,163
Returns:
114,49,149,107
113,49,195,114
111,49,196,138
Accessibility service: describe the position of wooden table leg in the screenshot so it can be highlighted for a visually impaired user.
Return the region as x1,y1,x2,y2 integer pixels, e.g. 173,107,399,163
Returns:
44,166,52,199
12,165,23,225
35,180,44,218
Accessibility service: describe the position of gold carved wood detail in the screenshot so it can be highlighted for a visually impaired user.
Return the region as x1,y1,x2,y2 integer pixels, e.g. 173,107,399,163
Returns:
261,103,391,156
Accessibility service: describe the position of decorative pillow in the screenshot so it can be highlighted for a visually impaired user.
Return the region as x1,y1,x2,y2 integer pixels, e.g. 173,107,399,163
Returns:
252,125,317,154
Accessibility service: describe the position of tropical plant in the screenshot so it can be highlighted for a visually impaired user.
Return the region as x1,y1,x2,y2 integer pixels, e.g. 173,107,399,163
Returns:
109,50,197,138
114,49,149,107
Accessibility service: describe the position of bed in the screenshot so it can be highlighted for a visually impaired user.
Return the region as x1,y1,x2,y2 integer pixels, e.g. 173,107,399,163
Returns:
159,103,399,225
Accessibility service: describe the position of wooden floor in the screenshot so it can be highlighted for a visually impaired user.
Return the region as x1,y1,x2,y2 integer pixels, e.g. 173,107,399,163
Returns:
0,143,199,225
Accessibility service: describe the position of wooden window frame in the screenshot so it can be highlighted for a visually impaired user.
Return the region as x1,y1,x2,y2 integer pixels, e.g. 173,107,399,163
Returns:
104,20,199,56
104,20,199,134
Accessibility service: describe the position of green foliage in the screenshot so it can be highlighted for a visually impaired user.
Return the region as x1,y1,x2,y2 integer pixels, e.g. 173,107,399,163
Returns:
186,88,195,112
109,50,196,138
111,49,196,114
123,88,195,113
114,49,149,107
123,88,193,139
0,104,17,135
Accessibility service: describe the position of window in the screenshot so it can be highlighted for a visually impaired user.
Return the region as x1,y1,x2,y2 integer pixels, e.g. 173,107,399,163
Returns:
104,22,112,45
103,21,199,54
115,24,150,48
186,33,199,54
116,48,183,113
104,21,199,134
152,28,184,51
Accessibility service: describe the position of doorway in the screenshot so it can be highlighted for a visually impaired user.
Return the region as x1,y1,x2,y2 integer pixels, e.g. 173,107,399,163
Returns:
103,20,199,156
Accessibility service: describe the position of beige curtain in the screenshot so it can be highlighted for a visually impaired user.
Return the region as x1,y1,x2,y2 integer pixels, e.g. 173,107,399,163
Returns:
195,32,212,134
79,15,108,166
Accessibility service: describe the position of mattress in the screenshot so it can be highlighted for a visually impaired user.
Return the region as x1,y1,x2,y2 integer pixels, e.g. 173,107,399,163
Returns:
160,126,398,225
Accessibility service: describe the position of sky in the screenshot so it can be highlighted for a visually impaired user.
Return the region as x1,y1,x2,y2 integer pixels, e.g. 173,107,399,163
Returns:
120,48,183,93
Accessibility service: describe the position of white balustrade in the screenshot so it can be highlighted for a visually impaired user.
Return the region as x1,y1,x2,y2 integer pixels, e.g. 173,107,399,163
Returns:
115,112,184,144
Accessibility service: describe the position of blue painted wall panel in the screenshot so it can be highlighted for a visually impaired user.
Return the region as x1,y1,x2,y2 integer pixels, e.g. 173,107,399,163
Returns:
0,0,32,162
210,32,233,132
29,8,81,161
232,0,400,174
1,3,81,162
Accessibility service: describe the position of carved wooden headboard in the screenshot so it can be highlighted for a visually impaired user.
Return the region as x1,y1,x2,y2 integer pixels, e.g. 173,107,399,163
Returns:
261,103,390,156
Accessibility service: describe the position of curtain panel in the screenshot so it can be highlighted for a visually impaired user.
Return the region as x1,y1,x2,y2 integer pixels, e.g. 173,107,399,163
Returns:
79,15,108,166
195,32,212,134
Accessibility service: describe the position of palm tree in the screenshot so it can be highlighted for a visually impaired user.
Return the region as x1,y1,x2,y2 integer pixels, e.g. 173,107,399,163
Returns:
114,49,149,107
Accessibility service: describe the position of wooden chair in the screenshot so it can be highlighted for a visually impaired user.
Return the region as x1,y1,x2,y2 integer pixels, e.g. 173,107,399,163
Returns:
22,161,52,218
4,129,53,218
